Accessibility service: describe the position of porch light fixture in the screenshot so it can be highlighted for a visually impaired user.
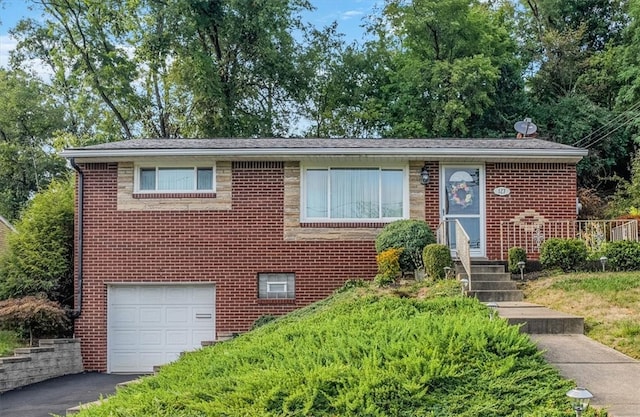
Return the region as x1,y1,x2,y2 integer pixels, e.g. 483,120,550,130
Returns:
566,387,593,417
420,164,430,185
517,261,526,280
599,256,607,272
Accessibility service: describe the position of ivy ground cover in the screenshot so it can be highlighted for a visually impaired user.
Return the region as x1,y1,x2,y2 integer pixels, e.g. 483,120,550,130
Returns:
70,286,588,416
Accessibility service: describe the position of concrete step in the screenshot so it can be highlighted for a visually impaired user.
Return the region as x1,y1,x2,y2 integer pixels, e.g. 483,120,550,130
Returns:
457,263,506,274
464,272,513,282
470,290,524,302
494,302,584,334
470,280,518,291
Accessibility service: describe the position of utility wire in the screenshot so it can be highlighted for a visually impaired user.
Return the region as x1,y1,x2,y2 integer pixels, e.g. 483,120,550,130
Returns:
572,98,640,148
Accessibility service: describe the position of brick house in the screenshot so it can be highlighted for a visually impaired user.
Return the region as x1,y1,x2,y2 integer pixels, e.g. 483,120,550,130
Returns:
61,138,586,373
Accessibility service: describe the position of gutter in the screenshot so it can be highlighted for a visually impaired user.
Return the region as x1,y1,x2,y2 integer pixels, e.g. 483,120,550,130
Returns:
68,158,84,319
59,147,589,162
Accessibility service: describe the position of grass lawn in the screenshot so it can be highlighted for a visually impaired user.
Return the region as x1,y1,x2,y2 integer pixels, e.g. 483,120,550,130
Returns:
0,330,24,356
523,271,640,360
68,280,601,417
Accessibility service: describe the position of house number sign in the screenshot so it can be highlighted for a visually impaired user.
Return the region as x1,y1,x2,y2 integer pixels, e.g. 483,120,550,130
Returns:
493,187,511,196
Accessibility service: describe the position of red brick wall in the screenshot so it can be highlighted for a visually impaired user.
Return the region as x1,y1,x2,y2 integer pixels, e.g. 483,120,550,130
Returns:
75,162,379,371
74,159,578,371
484,162,578,260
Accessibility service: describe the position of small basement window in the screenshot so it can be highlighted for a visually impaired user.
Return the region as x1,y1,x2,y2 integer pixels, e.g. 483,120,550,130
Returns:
258,273,295,299
137,166,214,192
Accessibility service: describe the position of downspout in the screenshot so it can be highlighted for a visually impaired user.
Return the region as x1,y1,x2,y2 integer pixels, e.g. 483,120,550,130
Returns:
69,158,84,319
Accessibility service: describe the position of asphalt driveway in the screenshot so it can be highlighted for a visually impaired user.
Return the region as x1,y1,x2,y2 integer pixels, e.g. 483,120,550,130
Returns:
0,372,141,417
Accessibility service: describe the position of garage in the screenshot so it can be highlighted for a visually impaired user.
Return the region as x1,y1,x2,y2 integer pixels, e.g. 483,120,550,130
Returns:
107,284,215,373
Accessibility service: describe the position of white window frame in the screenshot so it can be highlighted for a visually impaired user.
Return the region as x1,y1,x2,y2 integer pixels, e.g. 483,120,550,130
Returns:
134,160,216,194
259,273,295,299
301,163,409,222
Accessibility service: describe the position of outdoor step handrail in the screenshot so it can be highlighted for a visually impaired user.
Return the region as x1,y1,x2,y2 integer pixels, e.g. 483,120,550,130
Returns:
437,219,472,290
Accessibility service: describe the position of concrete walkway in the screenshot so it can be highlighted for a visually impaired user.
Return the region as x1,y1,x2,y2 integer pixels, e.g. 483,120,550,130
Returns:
494,302,640,417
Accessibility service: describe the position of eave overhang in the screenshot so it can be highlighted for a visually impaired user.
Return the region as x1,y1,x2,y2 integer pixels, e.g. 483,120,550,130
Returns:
60,146,588,164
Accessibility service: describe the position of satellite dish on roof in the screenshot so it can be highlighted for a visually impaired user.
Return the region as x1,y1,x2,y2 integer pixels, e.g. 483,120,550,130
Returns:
514,117,537,136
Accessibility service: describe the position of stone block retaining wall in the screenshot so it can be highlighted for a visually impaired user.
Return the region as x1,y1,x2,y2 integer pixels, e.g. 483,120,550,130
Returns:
0,338,83,393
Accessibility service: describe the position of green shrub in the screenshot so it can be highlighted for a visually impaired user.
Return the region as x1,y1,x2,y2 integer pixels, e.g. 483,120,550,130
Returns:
422,244,453,280
539,238,588,272
251,315,278,330
508,247,527,274
375,220,436,272
74,290,577,416
602,240,640,271
374,248,402,287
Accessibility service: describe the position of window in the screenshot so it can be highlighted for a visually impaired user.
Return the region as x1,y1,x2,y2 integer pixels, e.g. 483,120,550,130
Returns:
304,167,406,221
258,273,295,299
137,166,214,192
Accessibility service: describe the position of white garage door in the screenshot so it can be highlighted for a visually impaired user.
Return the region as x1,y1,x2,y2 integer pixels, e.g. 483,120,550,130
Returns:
107,284,215,373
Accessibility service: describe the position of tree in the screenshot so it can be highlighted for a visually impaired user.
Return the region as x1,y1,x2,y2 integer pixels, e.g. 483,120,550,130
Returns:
0,69,68,221
350,0,525,137
11,0,316,139
0,176,75,308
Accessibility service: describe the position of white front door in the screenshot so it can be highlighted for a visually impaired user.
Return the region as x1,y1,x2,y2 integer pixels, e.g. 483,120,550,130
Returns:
107,284,215,373
441,165,485,258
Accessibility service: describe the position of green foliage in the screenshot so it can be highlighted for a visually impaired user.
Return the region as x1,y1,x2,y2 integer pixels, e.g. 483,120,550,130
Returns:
601,240,640,271
375,220,436,272
374,248,402,287
539,238,588,272
0,330,24,356
0,177,75,307
72,289,578,416
0,296,69,345
0,69,68,221
551,274,640,293
251,315,278,330
422,244,453,280
508,247,527,274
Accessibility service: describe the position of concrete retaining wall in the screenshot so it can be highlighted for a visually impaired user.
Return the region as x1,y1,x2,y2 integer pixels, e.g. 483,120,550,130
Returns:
0,338,83,393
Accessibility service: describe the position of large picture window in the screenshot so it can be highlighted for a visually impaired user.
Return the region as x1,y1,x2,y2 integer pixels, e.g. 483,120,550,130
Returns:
137,166,214,192
304,167,406,221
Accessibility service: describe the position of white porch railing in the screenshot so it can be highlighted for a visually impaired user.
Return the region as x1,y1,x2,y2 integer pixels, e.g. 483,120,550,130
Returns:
437,220,472,289
499,219,639,259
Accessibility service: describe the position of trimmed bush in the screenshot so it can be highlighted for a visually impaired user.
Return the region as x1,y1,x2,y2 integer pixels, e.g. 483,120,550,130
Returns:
539,238,588,272
374,248,402,287
602,240,640,271
375,220,436,272
423,244,453,280
508,247,527,274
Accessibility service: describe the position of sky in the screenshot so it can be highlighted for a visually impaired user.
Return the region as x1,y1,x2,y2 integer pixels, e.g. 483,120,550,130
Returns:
0,0,380,70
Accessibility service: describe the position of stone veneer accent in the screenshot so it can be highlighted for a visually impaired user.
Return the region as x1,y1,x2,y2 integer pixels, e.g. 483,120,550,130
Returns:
117,161,232,211
0,339,83,393
283,161,426,241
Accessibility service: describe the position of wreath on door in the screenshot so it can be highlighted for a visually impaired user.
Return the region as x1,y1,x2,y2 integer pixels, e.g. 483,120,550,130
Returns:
449,182,474,208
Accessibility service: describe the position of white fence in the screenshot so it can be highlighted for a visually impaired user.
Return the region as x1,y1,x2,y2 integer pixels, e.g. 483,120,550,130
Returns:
500,219,638,259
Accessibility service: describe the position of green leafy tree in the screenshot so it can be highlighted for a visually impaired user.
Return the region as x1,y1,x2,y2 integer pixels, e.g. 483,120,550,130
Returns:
0,69,68,221
0,177,75,307
369,0,524,137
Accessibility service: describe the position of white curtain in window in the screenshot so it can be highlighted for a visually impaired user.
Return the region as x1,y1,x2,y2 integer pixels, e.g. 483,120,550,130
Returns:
306,169,328,217
331,169,379,218
381,170,403,217
158,168,194,190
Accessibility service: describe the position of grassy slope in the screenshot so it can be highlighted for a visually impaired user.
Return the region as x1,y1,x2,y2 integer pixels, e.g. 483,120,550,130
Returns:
523,272,640,359
71,280,593,417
